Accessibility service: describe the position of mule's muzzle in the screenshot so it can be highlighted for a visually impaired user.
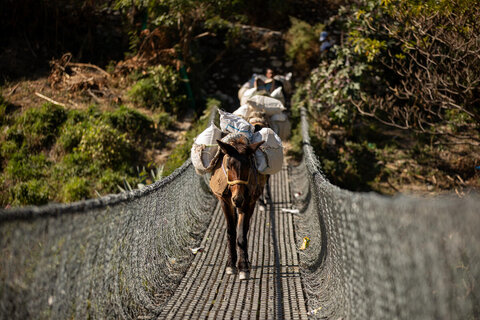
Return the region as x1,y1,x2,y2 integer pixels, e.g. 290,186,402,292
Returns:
232,194,245,208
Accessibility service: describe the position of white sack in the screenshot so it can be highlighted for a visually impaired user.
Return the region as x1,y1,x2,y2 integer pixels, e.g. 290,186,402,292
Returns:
270,86,285,104
251,128,283,175
247,95,286,116
191,123,222,175
219,109,254,137
233,104,251,119
270,119,291,141
238,82,251,100
240,87,257,105
270,112,288,122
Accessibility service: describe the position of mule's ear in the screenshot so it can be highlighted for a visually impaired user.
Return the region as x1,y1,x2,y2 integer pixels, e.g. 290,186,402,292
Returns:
217,140,237,156
248,140,265,154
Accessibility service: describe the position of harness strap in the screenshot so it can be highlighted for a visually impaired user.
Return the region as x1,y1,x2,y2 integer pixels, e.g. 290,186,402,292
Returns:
222,156,250,186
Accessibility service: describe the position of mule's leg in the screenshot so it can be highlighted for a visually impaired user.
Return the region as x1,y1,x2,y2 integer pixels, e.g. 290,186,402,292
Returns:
236,204,255,280
264,175,272,203
220,199,237,274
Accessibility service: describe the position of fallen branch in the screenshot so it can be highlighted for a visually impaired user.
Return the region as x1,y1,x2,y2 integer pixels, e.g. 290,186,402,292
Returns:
67,62,110,78
87,89,103,104
6,83,20,97
34,92,67,108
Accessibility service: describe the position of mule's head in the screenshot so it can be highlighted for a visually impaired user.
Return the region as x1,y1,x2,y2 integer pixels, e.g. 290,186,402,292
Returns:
247,111,268,132
217,139,264,208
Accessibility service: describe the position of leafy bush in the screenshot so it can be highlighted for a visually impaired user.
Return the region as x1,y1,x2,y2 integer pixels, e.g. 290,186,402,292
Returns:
0,95,18,126
128,65,187,113
105,105,154,138
306,0,480,137
77,120,136,169
0,101,164,207
285,17,324,76
11,103,67,150
98,169,125,193
10,179,50,206
162,98,219,176
62,177,91,202
58,110,88,152
6,153,49,182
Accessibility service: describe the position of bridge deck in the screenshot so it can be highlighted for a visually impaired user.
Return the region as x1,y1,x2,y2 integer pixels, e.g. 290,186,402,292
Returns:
159,165,308,319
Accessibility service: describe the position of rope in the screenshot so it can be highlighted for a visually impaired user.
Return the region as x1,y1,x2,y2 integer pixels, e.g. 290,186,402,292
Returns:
294,107,480,319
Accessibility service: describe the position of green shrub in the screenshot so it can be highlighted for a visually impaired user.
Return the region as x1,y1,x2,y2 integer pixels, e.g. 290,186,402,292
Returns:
7,103,67,151
163,98,219,176
77,120,136,169
62,177,91,202
57,152,91,176
58,111,89,152
10,179,50,206
285,17,324,76
6,153,50,181
0,140,17,159
128,65,187,113
0,95,18,126
154,111,175,130
98,169,125,193
104,105,154,138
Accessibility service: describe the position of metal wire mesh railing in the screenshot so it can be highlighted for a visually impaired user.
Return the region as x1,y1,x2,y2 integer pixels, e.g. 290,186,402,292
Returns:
1,105,479,319
0,161,216,319
293,107,480,319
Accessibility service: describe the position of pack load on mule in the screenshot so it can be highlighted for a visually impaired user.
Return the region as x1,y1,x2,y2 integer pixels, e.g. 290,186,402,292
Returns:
190,110,283,177
190,123,223,175
238,71,293,103
232,95,291,141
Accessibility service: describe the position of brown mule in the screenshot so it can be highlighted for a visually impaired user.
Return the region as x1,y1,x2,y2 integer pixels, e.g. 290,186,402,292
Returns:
209,135,266,280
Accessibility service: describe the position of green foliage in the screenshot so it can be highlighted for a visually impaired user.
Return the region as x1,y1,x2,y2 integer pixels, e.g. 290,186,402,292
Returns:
105,105,154,138
154,111,175,130
162,98,219,176
62,177,91,202
285,17,324,75
0,95,17,126
128,65,187,113
6,103,67,151
6,153,50,182
315,0,480,134
1,101,163,207
98,169,126,193
10,180,50,206
77,120,135,169
58,110,88,152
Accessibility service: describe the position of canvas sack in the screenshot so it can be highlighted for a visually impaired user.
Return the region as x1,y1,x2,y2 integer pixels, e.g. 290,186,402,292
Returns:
240,87,257,105
233,104,251,119
251,128,283,175
219,110,254,137
247,95,285,116
191,123,222,175
269,86,285,105
269,112,291,141
238,82,250,100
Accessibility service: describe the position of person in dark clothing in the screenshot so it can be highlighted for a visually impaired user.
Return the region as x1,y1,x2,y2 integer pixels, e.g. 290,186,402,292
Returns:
253,68,282,93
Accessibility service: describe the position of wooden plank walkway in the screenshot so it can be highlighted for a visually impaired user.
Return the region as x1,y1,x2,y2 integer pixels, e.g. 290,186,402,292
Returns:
159,165,308,319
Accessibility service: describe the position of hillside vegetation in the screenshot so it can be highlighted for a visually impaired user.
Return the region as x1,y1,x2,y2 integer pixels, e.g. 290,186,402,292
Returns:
291,0,480,194
1,0,479,207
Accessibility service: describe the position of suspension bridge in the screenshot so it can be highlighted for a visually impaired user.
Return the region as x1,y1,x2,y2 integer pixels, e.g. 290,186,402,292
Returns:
1,108,479,319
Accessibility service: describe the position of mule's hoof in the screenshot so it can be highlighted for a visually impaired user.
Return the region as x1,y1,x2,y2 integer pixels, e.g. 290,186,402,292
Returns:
239,271,250,280
226,267,237,275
